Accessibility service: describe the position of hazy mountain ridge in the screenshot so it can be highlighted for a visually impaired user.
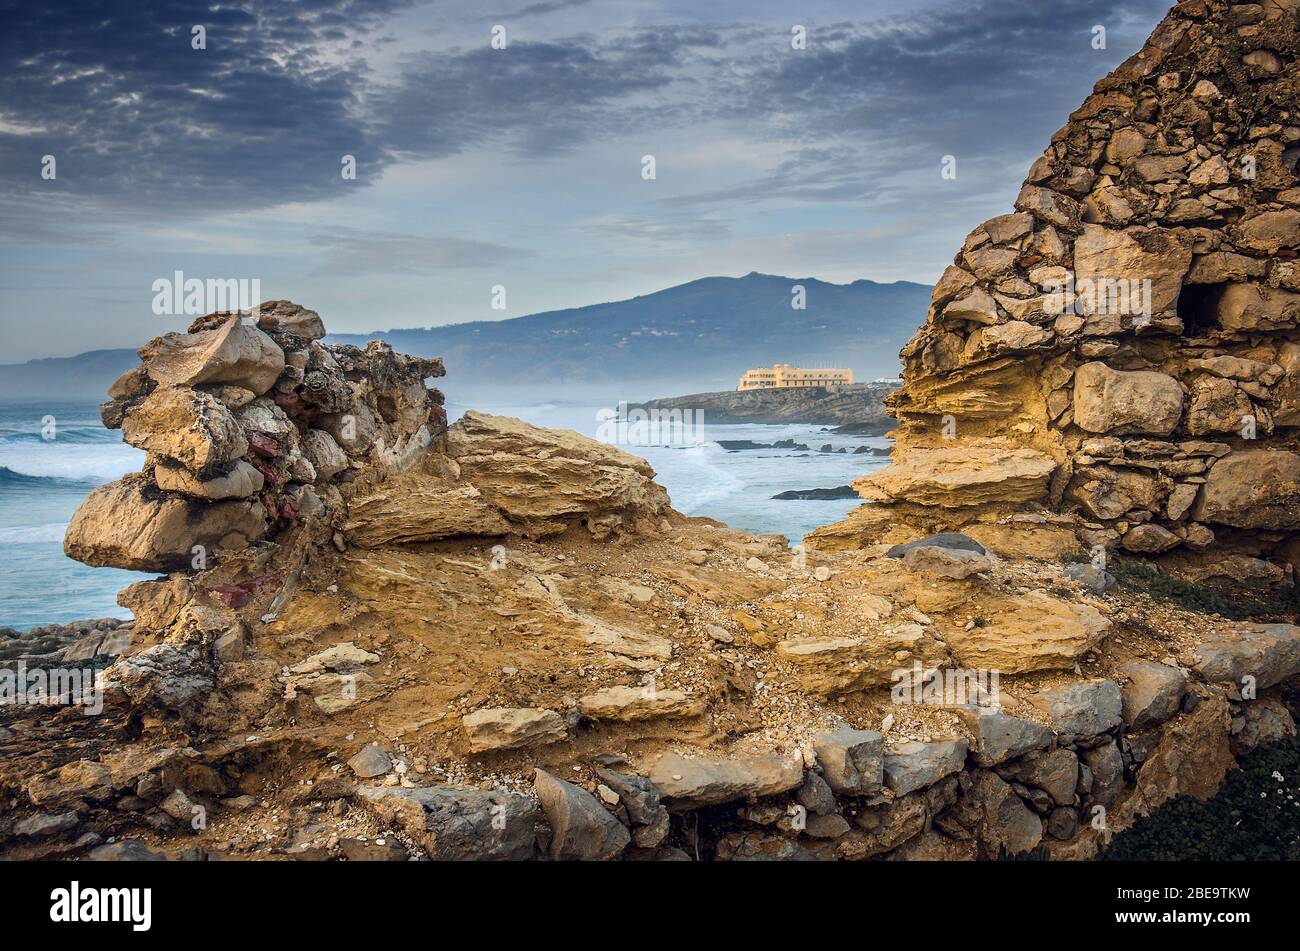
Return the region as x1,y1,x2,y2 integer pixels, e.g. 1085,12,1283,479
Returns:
0,273,928,397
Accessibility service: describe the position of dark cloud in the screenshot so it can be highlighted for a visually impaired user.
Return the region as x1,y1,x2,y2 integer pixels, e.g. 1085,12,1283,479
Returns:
0,0,409,228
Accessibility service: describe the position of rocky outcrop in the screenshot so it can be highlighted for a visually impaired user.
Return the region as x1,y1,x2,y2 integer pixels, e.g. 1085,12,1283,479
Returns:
812,0,1300,583
635,381,899,428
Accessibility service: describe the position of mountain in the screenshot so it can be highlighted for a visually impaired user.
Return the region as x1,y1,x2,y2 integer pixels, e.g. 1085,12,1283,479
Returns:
328,273,929,390
0,273,929,398
0,349,141,400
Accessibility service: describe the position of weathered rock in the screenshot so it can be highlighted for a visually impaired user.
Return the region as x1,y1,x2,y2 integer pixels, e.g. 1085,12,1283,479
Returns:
776,626,932,696
122,386,248,471
344,474,511,547
1193,624,1300,689
301,429,348,480
1072,363,1183,436
140,317,285,395
1119,660,1187,729
1230,697,1296,756
255,300,326,341
813,727,884,795
1028,680,1122,736
347,744,392,778
902,545,991,579
855,444,1056,507
649,750,803,807
110,643,213,713
883,739,968,796
886,533,987,558
999,748,1077,807
153,458,264,500
954,708,1054,767
65,474,267,571
357,785,538,860
533,768,630,861
576,685,703,723
946,592,1110,674
461,707,568,753
1121,523,1181,553
15,810,80,838
1193,451,1300,530
958,771,1044,858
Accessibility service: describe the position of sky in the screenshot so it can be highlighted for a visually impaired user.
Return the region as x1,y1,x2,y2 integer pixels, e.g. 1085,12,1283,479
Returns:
0,0,1175,361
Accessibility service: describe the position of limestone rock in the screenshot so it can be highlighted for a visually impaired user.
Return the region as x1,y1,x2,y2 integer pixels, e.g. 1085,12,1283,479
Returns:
1028,680,1122,737
301,429,348,480
139,317,285,395
255,300,326,341
447,411,669,525
882,739,968,796
776,626,932,696
946,592,1110,674
902,545,991,579
1193,450,1300,529
153,458,264,500
1072,363,1183,436
954,708,1054,767
1119,660,1187,729
813,727,884,795
854,444,1056,507
65,474,267,571
649,750,803,807
122,386,248,471
1193,624,1300,689
358,785,538,860
462,707,567,753
576,685,703,723
344,474,511,548
533,768,629,861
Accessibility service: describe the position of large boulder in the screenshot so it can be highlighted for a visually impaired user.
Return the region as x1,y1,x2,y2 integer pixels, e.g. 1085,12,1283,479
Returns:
1071,224,1191,329
854,443,1056,507
813,727,884,794
1193,451,1300,530
648,750,803,807
344,474,512,548
1072,362,1183,435
533,769,629,861
1028,680,1122,737
954,708,1053,767
945,592,1110,674
1119,660,1187,729
1194,624,1300,689
447,411,669,526
139,317,284,395
122,387,248,471
64,474,267,571
882,739,968,796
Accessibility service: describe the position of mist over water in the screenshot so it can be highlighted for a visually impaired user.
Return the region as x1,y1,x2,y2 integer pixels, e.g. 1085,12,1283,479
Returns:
0,390,889,630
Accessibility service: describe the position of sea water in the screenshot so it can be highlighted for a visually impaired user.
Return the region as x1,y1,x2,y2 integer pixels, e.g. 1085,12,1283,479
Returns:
0,392,889,630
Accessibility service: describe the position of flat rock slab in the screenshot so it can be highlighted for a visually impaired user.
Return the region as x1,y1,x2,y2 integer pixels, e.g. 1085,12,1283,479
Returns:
1194,624,1300,689
462,707,567,753
649,750,804,807
886,533,987,558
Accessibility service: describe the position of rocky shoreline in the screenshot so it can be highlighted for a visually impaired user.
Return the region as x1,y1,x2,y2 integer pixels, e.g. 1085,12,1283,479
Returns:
635,382,898,428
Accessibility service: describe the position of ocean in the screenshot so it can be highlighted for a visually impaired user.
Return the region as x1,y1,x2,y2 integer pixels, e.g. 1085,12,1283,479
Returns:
0,391,889,631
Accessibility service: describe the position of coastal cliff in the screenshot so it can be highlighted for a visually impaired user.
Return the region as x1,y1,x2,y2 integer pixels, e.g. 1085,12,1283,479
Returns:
637,381,899,429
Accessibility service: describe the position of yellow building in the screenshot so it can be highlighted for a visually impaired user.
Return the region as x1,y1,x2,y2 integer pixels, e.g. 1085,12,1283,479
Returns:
737,363,854,391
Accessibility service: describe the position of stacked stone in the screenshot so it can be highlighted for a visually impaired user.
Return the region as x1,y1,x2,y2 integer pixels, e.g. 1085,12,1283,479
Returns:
840,0,1300,577
64,301,446,573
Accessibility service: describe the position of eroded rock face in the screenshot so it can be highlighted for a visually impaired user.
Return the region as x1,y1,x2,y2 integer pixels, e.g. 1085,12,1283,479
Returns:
816,0,1300,578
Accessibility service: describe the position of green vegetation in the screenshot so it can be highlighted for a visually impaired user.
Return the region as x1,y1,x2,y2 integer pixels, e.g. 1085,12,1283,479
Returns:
1104,736,1300,861
1109,556,1300,621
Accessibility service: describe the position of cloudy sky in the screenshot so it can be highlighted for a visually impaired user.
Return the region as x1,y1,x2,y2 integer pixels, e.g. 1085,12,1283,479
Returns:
0,0,1173,361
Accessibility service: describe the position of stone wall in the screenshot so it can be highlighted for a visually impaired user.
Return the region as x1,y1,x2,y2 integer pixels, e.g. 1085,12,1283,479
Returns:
812,0,1300,584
